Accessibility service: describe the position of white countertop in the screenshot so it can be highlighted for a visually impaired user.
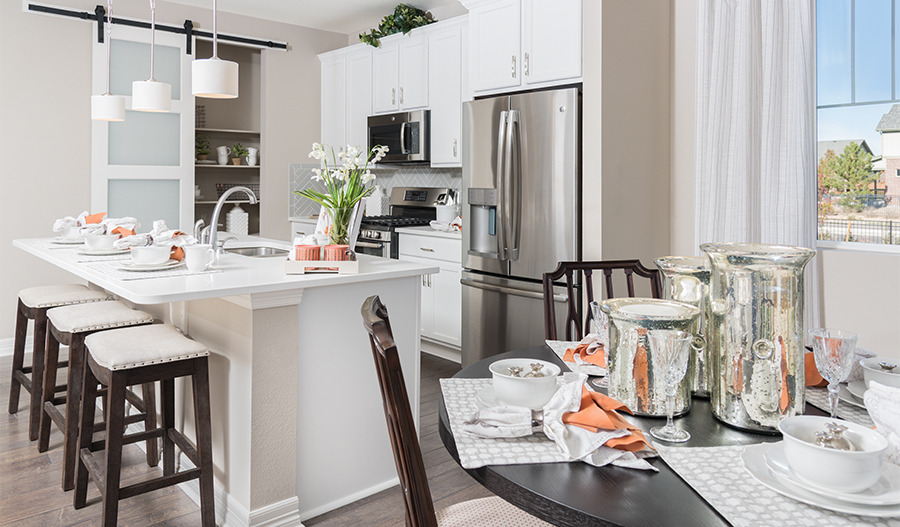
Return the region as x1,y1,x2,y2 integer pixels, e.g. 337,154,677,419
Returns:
14,237,437,305
395,225,462,240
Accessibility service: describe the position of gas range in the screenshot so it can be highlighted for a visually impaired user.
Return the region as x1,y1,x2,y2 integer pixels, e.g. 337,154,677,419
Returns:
356,187,454,259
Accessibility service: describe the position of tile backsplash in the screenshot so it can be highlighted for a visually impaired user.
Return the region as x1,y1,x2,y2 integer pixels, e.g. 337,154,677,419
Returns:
289,163,461,219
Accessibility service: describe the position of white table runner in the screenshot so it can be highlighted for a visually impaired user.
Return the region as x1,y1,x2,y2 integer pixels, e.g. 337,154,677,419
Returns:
657,444,899,527
805,386,874,428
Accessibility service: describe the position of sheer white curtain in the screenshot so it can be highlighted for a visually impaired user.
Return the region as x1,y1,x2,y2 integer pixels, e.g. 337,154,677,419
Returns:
694,0,820,327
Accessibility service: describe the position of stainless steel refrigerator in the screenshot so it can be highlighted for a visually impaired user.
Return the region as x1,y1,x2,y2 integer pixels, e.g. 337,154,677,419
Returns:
461,87,580,366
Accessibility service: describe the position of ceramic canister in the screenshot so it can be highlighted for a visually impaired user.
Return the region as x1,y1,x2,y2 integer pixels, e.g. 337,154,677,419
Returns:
598,298,701,416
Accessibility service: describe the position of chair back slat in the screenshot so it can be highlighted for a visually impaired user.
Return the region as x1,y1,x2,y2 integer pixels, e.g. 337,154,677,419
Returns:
543,260,662,341
361,296,438,527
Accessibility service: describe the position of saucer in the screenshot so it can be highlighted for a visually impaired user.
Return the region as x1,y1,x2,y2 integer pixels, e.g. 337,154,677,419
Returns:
838,385,866,409
764,441,900,505
847,380,867,400
741,443,900,517
52,237,83,244
78,248,129,256
118,259,183,271
475,385,502,409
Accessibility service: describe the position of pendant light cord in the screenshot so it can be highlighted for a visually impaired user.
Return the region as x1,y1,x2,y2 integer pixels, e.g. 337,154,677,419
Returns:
104,0,113,95
212,0,218,59
148,0,156,81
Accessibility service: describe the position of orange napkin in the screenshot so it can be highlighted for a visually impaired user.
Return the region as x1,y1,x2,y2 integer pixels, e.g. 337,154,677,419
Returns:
110,227,135,237
84,212,106,224
562,387,653,452
168,231,189,261
805,352,828,387
564,343,606,368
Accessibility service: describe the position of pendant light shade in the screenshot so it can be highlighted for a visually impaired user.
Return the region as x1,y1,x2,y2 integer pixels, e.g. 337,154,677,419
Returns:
92,94,126,121
92,0,125,121
133,0,172,112
192,0,238,99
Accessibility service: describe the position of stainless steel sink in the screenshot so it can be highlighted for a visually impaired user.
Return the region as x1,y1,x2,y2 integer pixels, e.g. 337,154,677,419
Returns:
224,246,289,258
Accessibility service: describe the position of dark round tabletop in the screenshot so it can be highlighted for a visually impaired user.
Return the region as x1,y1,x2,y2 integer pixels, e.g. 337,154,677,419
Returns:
438,345,828,527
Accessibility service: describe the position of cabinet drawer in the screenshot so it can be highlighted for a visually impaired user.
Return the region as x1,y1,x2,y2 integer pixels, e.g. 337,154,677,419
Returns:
399,234,460,263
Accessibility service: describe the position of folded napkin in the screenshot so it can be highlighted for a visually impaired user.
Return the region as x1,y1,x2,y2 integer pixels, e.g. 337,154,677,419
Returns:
79,216,140,237
463,373,657,471
848,346,877,382
52,211,106,232
564,334,607,368
864,381,900,466
113,220,196,261
429,217,463,232
804,345,877,387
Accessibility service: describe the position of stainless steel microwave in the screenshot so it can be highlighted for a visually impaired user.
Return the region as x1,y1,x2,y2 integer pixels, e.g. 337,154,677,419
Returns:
367,110,430,163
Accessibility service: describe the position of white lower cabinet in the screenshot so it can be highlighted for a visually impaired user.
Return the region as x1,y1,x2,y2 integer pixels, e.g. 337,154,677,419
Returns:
398,233,461,348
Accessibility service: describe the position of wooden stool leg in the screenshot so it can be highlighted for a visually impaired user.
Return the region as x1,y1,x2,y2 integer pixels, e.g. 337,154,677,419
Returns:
74,360,99,510
141,382,159,467
192,358,216,527
62,336,86,491
8,299,28,415
28,310,48,441
159,378,176,477
101,372,126,527
37,329,60,452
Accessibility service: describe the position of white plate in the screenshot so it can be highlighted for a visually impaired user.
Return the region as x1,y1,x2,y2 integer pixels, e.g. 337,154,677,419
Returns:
51,237,83,244
764,441,900,506
741,443,900,517
117,259,184,271
475,385,502,409
838,385,866,409
847,380,867,400
78,248,129,256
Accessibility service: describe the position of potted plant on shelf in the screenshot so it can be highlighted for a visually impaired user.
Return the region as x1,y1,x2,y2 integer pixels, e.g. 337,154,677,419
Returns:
294,143,389,249
359,4,436,47
231,143,249,165
196,133,211,161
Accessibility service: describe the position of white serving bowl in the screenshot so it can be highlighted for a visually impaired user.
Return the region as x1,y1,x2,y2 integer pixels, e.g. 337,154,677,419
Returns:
61,225,81,239
860,357,900,389
131,245,171,265
489,358,561,410
779,415,887,493
84,234,120,251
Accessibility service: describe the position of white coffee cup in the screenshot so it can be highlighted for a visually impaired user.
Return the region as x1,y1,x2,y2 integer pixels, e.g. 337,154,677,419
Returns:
85,234,120,251
185,244,215,272
131,245,171,265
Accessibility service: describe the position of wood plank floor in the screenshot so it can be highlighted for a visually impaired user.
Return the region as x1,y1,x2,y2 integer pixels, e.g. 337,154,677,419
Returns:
1,351,490,526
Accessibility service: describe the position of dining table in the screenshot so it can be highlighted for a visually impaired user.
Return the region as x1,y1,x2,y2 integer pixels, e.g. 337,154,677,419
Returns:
438,344,836,527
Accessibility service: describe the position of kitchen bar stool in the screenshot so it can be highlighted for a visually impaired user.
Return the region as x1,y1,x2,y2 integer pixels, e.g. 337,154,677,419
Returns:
38,300,155,491
74,324,214,527
9,284,107,440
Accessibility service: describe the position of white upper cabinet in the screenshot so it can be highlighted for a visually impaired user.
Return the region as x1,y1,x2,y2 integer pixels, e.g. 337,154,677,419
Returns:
373,35,429,114
429,20,467,167
320,46,372,150
465,0,582,95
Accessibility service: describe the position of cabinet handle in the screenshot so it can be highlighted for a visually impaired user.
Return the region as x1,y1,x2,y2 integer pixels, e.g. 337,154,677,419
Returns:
392,88,396,105
422,275,426,287
524,52,529,76
428,274,432,287
420,247,434,252
511,55,516,78
400,87,404,104
453,139,457,158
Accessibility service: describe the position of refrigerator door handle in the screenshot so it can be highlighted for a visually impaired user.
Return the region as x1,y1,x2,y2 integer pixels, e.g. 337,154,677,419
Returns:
507,109,521,261
496,110,509,260
460,278,568,303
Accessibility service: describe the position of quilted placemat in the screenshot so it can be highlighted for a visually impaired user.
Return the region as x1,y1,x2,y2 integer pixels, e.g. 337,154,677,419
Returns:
657,444,899,527
805,386,874,428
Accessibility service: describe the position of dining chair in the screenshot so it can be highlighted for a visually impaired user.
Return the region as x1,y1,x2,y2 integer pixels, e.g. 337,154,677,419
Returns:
542,260,662,341
360,295,552,527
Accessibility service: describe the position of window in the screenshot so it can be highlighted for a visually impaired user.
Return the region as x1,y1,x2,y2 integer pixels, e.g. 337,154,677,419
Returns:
817,0,899,246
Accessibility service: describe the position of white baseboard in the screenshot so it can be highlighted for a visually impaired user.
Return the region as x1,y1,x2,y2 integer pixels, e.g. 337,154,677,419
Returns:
420,338,461,364
297,476,400,521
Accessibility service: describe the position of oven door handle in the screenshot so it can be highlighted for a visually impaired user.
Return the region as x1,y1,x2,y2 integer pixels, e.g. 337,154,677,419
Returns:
355,241,384,249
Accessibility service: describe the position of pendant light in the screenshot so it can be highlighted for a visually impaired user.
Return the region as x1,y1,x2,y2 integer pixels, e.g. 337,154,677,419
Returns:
191,0,238,99
132,0,172,112
91,0,125,121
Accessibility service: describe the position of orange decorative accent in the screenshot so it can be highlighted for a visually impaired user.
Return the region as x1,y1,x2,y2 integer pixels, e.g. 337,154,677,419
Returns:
84,212,106,224
634,329,650,411
779,336,791,413
563,343,606,368
110,227,135,237
562,386,653,452
805,352,828,387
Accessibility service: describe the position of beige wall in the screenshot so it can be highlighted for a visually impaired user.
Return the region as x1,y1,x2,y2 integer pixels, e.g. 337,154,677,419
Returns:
0,1,346,340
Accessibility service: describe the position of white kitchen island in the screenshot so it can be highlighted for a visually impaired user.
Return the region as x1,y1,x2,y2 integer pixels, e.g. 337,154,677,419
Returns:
14,236,437,527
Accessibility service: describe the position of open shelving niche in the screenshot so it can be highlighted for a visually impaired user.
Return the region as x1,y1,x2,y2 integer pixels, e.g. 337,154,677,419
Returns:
193,41,262,235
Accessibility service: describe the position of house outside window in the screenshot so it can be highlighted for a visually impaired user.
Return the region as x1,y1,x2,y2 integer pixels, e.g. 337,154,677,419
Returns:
817,0,900,246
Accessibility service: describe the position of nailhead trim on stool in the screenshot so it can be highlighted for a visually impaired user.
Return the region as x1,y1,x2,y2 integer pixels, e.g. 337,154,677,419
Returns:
75,324,215,527
8,284,108,441
38,300,155,491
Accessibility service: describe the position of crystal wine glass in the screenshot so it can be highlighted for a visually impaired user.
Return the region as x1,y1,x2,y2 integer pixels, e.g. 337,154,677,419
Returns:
648,329,693,443
809,328,858,419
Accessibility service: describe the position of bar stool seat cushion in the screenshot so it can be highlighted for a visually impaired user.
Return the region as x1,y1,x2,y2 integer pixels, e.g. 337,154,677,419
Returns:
19,285,107,309
435,497,553,526
48,301,153,334
85,324,209,371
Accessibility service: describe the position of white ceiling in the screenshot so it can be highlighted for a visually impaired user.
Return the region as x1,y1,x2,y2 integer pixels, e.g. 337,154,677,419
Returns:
165,0,463,35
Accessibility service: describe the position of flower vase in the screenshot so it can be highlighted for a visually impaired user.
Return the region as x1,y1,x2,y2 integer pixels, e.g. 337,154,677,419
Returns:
326,206,354,246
